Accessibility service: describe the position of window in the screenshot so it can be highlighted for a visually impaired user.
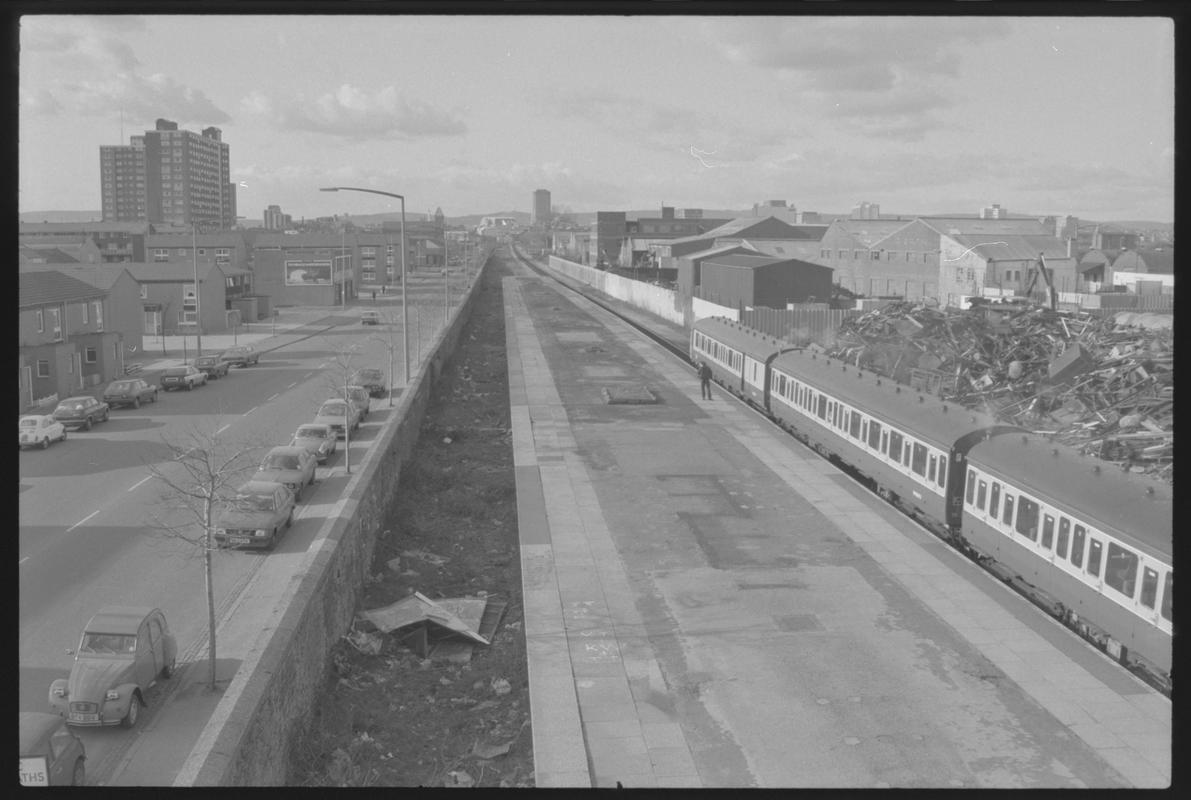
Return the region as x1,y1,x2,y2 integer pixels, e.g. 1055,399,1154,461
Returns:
84,346,97,363
1086,538,1103,578
868,420,882,451
816,394,827,420
1041,515,1055,549
988,482,1000,518
1070,525,1085,568
48,307,61,338
905,251,913,261
888,431,904,464
35,309,44,333
93,301,103,330
1056,518,1070,558
887,251,898,261
1015,497,1039,541
1140,567,1159,609
154,248,169,262
924,253,931,263
177,248,188,256
849,411,861,439
1160,573,1172,621
871,250,881,260
1104,543,1138,598
911,443,927,476
936,456,947,487
928,454,937,483
820,248,830,259
140,284,148,299
838,249,847,259
83,302,89,323
966,471,976,504
854,250,863,260
37,360,50,378
1001,494,1014,526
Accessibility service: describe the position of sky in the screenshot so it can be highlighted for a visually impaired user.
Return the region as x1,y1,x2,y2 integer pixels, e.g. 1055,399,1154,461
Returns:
18,13,1176,223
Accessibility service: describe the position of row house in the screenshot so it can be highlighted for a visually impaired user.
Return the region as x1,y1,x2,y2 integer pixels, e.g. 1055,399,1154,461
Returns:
18,271,124,413
123,261,243,335
19,221,150,263
19,263,144,358
144,230,252,272
18,236,104,264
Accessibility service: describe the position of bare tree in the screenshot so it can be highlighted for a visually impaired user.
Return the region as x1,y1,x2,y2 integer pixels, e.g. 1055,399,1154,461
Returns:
145,418,264,691
319,340,366,473
365,310,403,408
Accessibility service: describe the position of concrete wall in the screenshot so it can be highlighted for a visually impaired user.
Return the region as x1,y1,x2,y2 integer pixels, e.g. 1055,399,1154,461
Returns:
174,254,493,786
547,255,685,325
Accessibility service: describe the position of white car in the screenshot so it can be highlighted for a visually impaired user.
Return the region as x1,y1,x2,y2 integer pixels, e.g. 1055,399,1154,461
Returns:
19,415,67,450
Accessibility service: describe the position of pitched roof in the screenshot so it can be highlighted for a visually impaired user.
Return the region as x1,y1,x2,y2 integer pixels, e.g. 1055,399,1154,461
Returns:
145,231,248,247
19,262,134,291
944,232,1069,261
827,218,917,248
920,216,1048,237
19,270,107,308
19,246,79,264
704,253,785,269
19,221,151,234
251,232,354,247
680,243,759,261
120,261,223,282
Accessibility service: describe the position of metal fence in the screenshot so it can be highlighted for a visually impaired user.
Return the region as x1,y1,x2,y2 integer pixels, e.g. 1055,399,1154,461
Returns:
740,304,865,347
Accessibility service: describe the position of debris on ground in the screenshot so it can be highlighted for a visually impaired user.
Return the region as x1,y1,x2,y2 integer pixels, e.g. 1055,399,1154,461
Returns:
825,299,1173,482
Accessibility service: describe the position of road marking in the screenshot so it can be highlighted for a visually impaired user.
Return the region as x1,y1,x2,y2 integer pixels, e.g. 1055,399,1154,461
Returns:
268,393,279,401
67,510,100,531
216,424,230,434
287,382,298,389
19,556,29,565
127,476,152,492
244,406,258,416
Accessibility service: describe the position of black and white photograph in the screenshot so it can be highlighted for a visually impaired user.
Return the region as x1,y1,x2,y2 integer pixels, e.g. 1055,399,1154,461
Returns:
17,6,1173,789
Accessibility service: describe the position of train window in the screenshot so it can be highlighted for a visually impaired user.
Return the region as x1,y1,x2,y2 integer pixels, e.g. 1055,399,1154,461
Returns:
850,412,861,439
1104,543,1138,599
1056,518,1070,558
1160,573,1171,622
929,454,937,482
936,456,947,488
965,471,976,504
976,480,987,510
829,401,836,426
988,483,1000,518
1070,525,1085,568
903,442,912,467
1041,515,1055,549
888,431,903,463
868,421,882,451
1001,494,1014,526
911,443,927,476
881,431,889,455
1015,497,1039,541
817,394,827,420
1140,567,1158,609
779,374,787,396
1086,538,1102,578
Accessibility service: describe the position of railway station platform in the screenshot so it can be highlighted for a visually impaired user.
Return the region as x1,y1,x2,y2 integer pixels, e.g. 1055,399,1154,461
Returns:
505,272,1171,789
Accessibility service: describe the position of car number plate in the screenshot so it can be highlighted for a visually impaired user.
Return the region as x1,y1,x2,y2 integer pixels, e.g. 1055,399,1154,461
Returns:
69,712,99,722
229,536,251,545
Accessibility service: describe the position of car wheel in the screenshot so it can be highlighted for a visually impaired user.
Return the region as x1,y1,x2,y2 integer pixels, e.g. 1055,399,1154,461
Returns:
102,410,109,422
41,436,50,449
162,657,176,679
121,695,140,728
60,430,67,441
134,397,141,409
84,417,92,431
71,758,85,786
187,382,193,391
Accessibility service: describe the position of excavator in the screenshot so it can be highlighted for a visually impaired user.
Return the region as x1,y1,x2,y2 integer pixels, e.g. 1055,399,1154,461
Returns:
1022,252,1058,311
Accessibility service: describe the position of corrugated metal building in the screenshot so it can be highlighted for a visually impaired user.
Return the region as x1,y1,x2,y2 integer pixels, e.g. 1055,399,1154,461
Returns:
698,254,834,309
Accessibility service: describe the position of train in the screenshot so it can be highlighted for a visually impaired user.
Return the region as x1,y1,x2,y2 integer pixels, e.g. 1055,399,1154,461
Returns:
691,316,1172,692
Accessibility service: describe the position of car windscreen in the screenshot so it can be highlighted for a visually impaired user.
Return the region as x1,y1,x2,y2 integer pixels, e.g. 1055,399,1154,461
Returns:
231,493,274,512
263,454,301,470
319,403,346,416
58,402,87,411
296,427,327,438
109,381,134,391
164,368,187,376
19,418,39,427
81,633,137,654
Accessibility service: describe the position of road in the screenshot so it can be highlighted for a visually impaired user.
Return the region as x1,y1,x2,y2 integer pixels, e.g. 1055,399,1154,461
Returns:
18,309,400,784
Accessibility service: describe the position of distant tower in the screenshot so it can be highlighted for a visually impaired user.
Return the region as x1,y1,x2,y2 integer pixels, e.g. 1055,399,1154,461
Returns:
980,203,1007,219
850,201,879,220
532,189,552,227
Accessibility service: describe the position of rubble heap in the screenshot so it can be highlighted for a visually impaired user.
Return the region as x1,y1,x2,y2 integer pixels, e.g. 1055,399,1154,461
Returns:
823,300,1173,483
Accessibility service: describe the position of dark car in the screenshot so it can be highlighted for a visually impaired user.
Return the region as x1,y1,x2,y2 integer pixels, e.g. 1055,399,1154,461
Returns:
51,396,110,430
48,606,177,729
20,713,86,786
160,365,208,391
350,368,386,397
213,481,296,550
102,378,159,409
193,355,230,379
220,345,260,367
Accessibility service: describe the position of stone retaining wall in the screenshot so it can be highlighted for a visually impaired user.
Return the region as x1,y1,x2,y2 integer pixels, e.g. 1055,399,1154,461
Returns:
174,256,492,785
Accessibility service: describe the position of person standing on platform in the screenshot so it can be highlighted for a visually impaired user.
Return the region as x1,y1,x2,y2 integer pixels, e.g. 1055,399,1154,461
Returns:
698,361,713,400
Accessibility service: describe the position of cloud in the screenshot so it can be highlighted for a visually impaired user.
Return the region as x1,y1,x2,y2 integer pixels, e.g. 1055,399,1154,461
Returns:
50,72,230,124
19,87,63,115
549,90,794,164
240,85,467,140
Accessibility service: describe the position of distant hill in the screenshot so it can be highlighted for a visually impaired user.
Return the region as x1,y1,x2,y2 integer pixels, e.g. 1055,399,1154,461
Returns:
20,210,104,223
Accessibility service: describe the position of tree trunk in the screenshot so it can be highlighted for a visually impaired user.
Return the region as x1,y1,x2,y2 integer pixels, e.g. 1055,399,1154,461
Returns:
204,500,217,691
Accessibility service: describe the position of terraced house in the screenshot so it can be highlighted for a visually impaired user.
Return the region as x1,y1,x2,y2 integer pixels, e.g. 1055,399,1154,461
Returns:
18,271,124,414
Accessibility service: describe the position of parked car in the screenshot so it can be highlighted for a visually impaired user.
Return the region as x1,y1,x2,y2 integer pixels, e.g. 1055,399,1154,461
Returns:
102,378,159,409
48,606,177,730
361,310,382,325
350,368,386,397
19,415,67,449
20,712,85,786
220,345,260,367
51,396,110,431
253,445,317,500
213,481,296,550
192,355,230,379
313,398,361,439
289,423,338,463
160,365,208,391
344,385,371,419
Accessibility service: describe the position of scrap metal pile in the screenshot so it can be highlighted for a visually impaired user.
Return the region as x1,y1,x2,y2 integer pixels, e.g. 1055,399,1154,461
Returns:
823,300,1174,482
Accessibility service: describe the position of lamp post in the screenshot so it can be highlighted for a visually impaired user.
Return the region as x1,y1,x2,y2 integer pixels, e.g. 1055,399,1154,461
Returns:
191,223,205,357
320,187,409,397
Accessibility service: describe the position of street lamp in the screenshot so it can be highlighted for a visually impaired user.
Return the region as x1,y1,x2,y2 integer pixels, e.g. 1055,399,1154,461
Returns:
190,223,207,357
320,187,408,396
